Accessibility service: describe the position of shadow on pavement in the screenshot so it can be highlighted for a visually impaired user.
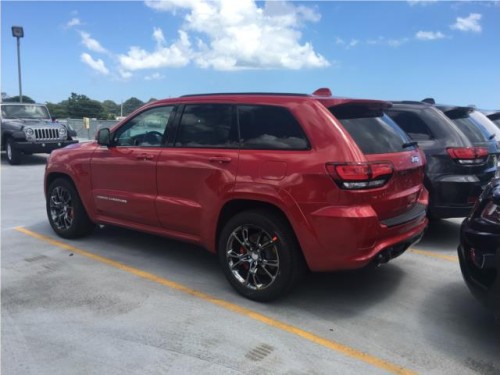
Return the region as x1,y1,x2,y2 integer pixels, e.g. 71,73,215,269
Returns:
419,281,500,374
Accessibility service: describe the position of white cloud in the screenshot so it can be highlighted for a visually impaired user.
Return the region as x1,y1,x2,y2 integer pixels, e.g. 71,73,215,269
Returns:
335,37,358,49
408,0,437,6
79,31,107,53
81,53,109,75
368,36,409,48
66,17,82,28
152,27,166,45
145,72,165,80
450,13,482,33
118,29,192,70
118,69,133,80
140,0,328,71
415,31,445,40
348,39,359,48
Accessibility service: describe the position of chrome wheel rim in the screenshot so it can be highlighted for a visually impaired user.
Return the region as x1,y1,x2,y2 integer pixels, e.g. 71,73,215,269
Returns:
226,225,280,290
49,186,74,231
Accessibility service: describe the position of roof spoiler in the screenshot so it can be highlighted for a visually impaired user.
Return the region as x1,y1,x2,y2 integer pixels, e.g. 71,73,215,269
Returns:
421,98,435,104
312,88,332,97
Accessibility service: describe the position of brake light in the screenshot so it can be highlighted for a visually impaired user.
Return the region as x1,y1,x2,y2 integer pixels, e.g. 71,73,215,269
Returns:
446,147,488,164
326,162,393,190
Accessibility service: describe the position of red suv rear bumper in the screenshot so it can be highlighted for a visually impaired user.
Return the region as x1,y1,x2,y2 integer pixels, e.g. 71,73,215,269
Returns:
297,202,428,271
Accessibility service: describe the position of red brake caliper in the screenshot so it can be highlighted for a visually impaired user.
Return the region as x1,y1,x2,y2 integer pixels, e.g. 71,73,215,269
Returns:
240,246,249,271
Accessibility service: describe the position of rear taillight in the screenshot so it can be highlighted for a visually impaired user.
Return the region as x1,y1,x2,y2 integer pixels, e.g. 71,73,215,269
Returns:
446,147,488,165
326,162,393,190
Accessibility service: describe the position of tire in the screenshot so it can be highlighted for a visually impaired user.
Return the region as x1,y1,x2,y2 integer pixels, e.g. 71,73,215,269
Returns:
46,178,95,239
6,138,22,165
218,209,304,302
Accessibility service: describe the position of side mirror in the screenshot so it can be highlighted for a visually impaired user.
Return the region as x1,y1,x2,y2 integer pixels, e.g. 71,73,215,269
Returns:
96,128,111,146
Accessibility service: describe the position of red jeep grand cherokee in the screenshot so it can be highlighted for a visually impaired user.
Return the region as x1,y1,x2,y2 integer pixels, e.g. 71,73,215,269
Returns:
45,89,428,301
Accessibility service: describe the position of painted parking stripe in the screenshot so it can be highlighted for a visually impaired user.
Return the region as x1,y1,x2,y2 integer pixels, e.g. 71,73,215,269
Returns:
409,248,458,263
15,226,416,375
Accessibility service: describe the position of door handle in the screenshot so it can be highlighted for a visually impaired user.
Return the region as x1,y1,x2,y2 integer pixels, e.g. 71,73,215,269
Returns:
136,154,154,161
209,156,232,164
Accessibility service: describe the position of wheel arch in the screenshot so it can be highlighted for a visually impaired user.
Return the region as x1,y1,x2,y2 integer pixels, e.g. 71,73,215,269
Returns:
45,172,76,196
215,199,309,270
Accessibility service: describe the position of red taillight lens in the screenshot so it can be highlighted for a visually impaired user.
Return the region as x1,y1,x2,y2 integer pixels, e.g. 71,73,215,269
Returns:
446,147,488,164
326,162,393,190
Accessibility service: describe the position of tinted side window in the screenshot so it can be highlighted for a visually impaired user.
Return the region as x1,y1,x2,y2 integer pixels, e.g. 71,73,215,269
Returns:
386,110,434,141
330,105,412,154
114,106,174,147
238,105,309,150
175,104,237,148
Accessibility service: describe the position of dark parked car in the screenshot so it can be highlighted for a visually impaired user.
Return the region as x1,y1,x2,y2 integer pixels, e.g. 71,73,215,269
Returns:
458,178,500,317
437,105,500,151
44,89,428,301
386,102,498,219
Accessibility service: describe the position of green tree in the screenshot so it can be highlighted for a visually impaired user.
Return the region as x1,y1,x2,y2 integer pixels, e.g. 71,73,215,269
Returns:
4,95,36,103
102,100,120,119
66,92,105,119
147,97,158,104
46,101,69,119
122,97,144,115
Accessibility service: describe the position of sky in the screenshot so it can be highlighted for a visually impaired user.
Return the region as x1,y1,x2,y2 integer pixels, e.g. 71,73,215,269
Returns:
1,0,499,109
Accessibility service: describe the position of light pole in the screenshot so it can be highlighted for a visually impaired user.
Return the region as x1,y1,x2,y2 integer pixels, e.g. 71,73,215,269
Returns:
11,26,24,103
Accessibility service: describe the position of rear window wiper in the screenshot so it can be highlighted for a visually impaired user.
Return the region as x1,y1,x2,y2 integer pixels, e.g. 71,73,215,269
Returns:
402,141,418,149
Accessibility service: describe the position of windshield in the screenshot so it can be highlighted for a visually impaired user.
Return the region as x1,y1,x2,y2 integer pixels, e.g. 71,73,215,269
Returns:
1,104,50,120
329,105,414,154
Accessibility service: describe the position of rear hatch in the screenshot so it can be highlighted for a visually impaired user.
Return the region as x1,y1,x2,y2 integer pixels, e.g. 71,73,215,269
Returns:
440,107,499,151
439,106,499,172
326,102,426,222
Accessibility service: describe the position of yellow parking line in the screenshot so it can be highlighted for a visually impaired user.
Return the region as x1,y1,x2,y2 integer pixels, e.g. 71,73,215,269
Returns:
409,248,458,263
15,226,416,375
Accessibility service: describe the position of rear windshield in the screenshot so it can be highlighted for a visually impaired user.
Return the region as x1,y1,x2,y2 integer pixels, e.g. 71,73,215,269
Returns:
329,104,414,154
469,111,500,141
445,111,490,144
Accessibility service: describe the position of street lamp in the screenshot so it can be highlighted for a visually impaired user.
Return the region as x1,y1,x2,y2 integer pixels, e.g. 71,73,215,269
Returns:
11,26,24,103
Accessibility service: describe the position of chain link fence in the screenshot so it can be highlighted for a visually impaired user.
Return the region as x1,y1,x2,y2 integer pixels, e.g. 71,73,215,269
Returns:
62,119,120,140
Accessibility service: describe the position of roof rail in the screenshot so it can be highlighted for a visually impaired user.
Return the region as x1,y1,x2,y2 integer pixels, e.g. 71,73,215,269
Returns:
180,92,309,98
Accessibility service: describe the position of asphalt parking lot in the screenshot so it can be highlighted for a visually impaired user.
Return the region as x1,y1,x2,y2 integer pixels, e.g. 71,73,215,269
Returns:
2,153,499,375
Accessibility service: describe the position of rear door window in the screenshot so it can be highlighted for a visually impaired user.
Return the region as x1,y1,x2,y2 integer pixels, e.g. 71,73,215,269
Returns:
238,105,310,150
329,104,413,154
174,104,238,148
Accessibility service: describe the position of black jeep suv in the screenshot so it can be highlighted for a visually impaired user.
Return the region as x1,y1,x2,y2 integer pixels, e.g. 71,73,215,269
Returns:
386,102,498,219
